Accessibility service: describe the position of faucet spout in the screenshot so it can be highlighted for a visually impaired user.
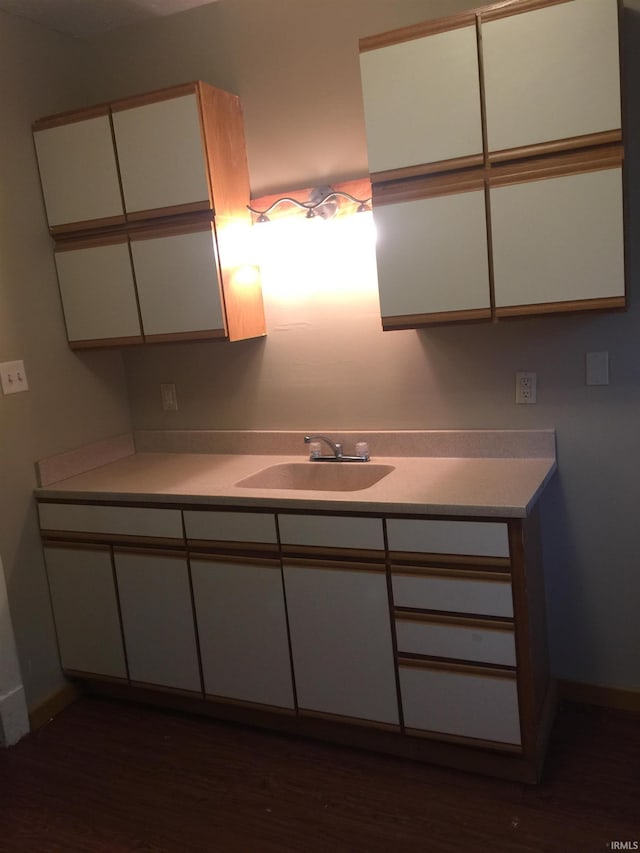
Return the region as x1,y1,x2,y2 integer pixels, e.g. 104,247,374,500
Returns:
304,434,342,459
303,434,369,462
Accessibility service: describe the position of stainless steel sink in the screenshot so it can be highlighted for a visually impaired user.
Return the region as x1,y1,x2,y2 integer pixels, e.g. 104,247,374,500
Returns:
235,462,395,492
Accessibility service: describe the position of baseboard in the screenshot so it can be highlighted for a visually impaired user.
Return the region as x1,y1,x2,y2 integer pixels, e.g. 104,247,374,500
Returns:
559,679,640,712
0,685,30,747
28,682,81,731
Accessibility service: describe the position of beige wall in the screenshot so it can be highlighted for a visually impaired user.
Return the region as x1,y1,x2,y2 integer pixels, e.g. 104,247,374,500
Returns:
0,11,133,708
81,0,640,693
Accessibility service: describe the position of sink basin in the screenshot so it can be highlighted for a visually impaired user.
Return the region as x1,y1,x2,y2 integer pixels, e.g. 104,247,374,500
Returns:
235,462,395,492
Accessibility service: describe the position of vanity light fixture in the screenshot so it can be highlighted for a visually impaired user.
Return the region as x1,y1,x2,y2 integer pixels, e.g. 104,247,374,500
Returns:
248,186,372,223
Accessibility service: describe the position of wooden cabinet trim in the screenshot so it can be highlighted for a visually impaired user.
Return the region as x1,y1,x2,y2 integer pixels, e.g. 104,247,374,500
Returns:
382,308,492,330
391,565,511,583
488,144,623,188
488,130,622,164
55,233,130,252
33,104,111,130
50,215,127,238
495,295,626,319
69,336,145,350
125,200,212,222
41,530,184,548
359,12,477,52
187,539,280,557
112,545,188,559
283,557,387,574
281,544,385,562
398,656,516,680
389,554,510,571
371,155,484,185
480,0,572,24
395,611,514,632
144,329,227,345
189,552,281,569
404,726,523,753
41,539,111,554
110,82,199,113
298,708,401,733
373,171,486,206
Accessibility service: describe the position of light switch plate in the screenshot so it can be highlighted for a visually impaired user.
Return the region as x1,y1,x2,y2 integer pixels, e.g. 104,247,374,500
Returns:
0,360,29,395
586,351,609,386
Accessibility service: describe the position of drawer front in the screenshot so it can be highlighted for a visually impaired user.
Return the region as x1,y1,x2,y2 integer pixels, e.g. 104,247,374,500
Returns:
392,571,513,618
387,518,509,558
395,616,516,667
399,664,521,745
184,510,277,545
38,502,183,540
278,514,384,552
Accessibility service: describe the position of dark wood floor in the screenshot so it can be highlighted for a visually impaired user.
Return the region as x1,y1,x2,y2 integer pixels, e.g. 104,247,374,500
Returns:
1,696,638,852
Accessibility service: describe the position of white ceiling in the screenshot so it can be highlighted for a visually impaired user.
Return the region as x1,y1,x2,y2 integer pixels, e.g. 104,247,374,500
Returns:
0,0,221,38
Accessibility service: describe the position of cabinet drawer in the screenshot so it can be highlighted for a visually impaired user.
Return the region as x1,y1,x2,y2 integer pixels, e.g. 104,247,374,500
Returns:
278,514,384,552
387,518,509,558
38,502,183,541
392,569,513,618
184,510,277,546
399,662,521,745
395,615,516,667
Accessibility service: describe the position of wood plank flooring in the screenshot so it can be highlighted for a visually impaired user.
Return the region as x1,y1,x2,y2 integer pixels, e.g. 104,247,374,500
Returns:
1,696,638,852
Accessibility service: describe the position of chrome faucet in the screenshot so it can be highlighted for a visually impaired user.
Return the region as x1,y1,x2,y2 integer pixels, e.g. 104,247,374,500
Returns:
304,434,369,462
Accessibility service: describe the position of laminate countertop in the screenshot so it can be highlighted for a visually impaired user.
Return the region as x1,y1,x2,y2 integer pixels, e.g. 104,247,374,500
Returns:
35,430,558,518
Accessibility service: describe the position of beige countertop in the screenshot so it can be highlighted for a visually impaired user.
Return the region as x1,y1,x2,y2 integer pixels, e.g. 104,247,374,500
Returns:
35,433,557,517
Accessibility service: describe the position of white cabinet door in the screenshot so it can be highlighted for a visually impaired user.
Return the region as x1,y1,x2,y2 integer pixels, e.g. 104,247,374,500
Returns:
112,93,210,217
491,167,625,311
360,24,483,175
191,557,294,709
130,226,225,338
399,663,521,745
44,545,127,679
114,550,201,692
33,111,124,230
482,0,621,154
374,188,490,323
283,561,399,725
54,239,142,345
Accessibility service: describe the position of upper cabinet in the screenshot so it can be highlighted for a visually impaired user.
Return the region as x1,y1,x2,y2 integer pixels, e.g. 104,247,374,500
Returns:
359,0,625,329
359,18,483,180
33,82,265,347
482,0,621,158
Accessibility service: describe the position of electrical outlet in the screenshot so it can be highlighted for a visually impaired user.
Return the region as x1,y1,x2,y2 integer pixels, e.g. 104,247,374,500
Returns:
160,383,178,411
515,371,536,404
0,360,29,395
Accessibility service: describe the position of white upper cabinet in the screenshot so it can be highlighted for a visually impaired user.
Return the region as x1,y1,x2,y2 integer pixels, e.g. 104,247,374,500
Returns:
33,110,125,233
111,93,211,218
482,0,621,156
130,224,225,339
491,165,625,313
360,21,483,177
54,237,142,346
374,185,491,326
34,82,266,346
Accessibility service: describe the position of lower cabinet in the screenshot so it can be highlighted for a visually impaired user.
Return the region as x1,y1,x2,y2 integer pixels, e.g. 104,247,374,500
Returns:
38,500,552,781
114,548,201,693
283,559,399,726
190,555,294,709
44,544,127,680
